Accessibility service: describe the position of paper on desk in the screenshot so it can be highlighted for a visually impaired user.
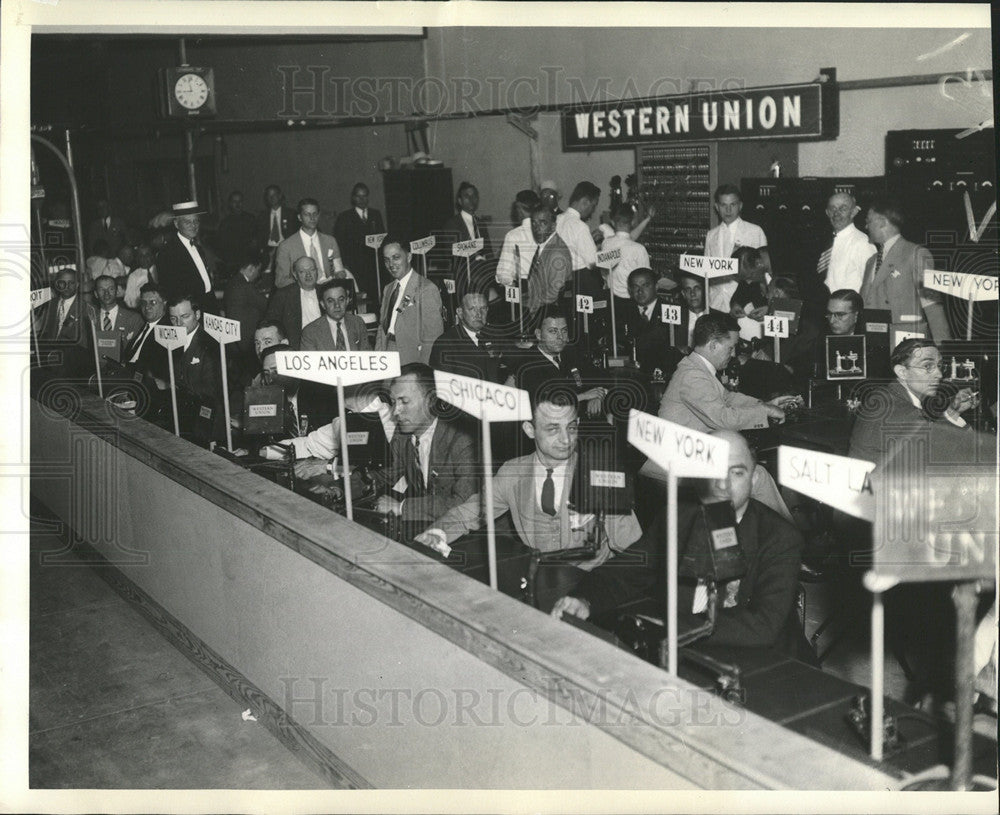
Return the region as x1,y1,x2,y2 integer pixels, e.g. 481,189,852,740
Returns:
241,709,257,722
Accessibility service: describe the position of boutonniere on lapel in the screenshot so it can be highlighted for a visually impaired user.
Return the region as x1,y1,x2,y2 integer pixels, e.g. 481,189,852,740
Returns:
890,268,901,279
190,357,201,365
396,294,415,314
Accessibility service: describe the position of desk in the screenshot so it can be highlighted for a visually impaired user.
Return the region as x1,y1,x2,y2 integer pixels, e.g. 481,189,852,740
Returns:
679,642,998,782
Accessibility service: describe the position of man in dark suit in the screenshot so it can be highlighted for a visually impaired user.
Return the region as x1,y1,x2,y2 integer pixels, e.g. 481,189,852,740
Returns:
428,292,503,383
88,198,129,256
333,182,385,306
860,197,951,342
89,274,144,368
223,247,269,381
552,431,815,664
849,338,980,466
35,267,92,375
213,191,258,278
257,185,298,256
371,363,478,527
623,266,682,379
123,282,172,386
513,312,606,419
439,182,493,300
264,256,322,349
300,279,371,351
156,201,215,314
168,293,226,442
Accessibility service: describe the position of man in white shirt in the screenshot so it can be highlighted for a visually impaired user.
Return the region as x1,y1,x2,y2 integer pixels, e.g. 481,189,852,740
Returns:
601,207,650,335
274,198,350,289
704,184,767,312
496,190,540,286
556,181,601,271
819,192,876,294
264,256,322,349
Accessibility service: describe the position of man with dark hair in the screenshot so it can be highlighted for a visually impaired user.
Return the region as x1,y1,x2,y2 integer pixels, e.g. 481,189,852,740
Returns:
257,184,297,256
676,271,720,352
704,184,767,312
556,181,601,271
659,312,796,431
415,386,642,613
168,292,226,442
89,274,144,350
300,279,371,352
124,281,172,385
552,430,814,663
496,190,541,287
274,198,350,289
861,197,951,341
826,288,865,335
440,181,492,297
524,205,574,315
624,267,680,378
224,247,270,381
849,338,979,465
539,179,563,217
368,363,478,525
602,207,651,335
333,182,385,307
374,236,445,365
820,192,875,294
514,311,606,418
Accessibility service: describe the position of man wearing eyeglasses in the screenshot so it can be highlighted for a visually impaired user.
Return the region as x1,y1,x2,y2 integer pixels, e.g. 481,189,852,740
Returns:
849,338,979,465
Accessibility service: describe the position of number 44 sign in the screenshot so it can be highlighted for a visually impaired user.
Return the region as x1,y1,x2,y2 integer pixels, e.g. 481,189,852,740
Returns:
764,315,790,338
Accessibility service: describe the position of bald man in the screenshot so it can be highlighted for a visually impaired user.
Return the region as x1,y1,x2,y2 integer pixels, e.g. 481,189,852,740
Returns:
264,256,322,349
819,192,876,294
552,430,813,662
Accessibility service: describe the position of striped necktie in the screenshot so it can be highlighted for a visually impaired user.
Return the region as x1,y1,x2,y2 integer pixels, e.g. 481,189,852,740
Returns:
334,319,346,351
873,243,884,273
102,311,112,332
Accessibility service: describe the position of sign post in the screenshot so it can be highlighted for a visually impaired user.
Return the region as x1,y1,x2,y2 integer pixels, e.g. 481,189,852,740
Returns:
596,247,622,355
275,350,401,520
87,319,104,398
661,302,681,347
924,269,999,341
506,285,522,336
203,313,242,451
30,287,52,364
627,410,730,675
763,314,790,363
576,294,594,337
434,370,532,589
410,235,436,280
154,325,187,436
452,237,485,288
680,254,738,314
365,232,388,295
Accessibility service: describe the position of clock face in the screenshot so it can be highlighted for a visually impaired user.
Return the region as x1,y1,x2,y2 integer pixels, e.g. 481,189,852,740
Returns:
174,73,209,110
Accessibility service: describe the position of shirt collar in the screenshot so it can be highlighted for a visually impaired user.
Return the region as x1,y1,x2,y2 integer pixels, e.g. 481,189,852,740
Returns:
901,382,923,409
723,217,743,231
834,223,854,239
103,304,118,318
534,454,569,477
566,207,581,220
693,351,717,374
299,228,317,241
539,348,561,366
395,269,413,292
414,417,437,449
615,230,630,238
882,233,901,254
460,324,478,344
355,207,367,219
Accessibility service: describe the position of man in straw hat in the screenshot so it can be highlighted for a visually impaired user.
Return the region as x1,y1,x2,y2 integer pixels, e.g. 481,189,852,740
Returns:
156,200,216,313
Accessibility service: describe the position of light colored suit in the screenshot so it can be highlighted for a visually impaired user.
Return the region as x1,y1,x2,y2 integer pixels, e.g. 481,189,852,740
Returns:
299,313,371,351
430,452,642,570
859,235,950,340
374,270,444,366
658,352,769,432
274,230,347,289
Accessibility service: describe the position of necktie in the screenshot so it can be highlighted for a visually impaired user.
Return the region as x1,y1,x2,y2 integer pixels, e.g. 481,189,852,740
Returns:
528,247,541,279
472,216,480,239
816,233,835,278
270,211,280,243
128,323,151,362
334,319,346,351
102,311,112,331
57,299,66,330
407,436,425,496
541,468,556,516
362,209,368,224
308,236,318,264
873,243,884,273
382,282,399,334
